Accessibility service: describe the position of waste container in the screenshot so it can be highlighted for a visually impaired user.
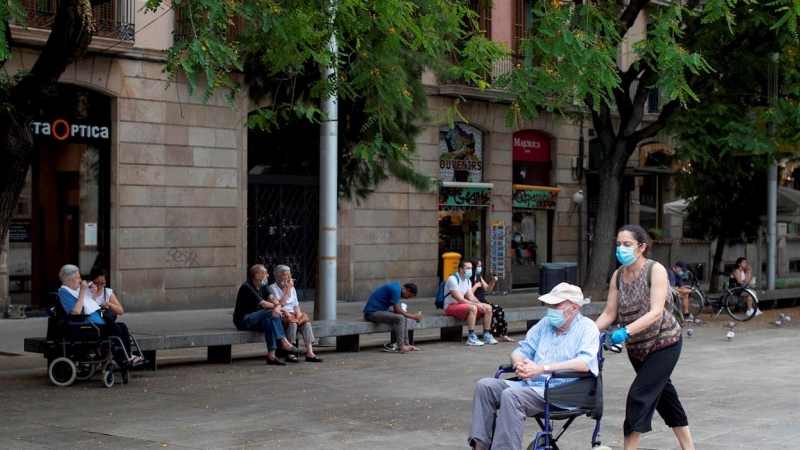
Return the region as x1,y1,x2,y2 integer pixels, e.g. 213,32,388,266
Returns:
441,252,462,281
539,262,578,295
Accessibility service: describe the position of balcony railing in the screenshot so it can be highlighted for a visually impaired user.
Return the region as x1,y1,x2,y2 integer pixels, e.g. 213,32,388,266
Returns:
173,5,245,42
20,0,135,41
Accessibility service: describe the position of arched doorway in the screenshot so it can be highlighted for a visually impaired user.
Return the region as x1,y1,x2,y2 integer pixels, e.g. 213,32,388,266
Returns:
9,85,111,309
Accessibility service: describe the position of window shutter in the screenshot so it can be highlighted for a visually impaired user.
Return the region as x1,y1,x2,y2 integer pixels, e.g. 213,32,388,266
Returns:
513,0,525,54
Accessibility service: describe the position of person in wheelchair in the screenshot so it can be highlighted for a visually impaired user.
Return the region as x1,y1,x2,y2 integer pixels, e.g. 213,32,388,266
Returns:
57,264,143,368
468,283,599,450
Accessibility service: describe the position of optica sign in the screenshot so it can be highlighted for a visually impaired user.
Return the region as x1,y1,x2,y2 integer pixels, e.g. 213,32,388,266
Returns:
30,119,110,141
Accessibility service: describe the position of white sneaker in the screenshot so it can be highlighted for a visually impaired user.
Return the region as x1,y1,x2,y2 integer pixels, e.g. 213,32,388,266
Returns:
755,309,763,316
466,335,485,346
483,334,498,345
746,309,756,317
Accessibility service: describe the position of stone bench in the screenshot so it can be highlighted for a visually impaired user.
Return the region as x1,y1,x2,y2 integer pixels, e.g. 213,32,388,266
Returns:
23,302,606,369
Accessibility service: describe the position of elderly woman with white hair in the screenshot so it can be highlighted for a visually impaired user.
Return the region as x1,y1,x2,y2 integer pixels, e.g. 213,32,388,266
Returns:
56,264,144,366
268,265,322,363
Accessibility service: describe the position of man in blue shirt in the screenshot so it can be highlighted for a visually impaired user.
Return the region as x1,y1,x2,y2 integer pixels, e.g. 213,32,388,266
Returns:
468,283,599,450
363,282,422,353
669,261,694,322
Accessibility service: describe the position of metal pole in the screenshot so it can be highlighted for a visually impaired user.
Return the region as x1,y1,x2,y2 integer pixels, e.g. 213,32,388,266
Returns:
319,2,338,340
767,164,777,290
767,53,779,291
577,120,585,285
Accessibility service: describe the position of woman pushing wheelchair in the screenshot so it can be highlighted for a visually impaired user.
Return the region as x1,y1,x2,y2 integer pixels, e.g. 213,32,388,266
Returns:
596,224,695,450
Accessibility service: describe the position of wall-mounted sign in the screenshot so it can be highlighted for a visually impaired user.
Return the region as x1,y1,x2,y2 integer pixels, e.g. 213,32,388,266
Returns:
439,123,484,182
30,119,110,141
84,222,98,246
9,220,31,243
512,130,550,162
439,187,490,209
512,185,560,209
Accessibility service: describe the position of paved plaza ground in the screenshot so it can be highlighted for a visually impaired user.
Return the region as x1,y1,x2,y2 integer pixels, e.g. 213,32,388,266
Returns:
1,299,799,450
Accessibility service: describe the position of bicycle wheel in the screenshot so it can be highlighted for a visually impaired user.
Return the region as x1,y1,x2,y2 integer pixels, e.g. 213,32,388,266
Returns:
689,290,704,317
724,288,758,321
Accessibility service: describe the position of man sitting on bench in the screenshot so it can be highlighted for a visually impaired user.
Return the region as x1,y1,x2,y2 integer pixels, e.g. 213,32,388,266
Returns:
363,282,422,354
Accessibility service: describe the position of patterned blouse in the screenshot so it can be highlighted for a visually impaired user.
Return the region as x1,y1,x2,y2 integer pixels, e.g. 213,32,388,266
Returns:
616,259,681,361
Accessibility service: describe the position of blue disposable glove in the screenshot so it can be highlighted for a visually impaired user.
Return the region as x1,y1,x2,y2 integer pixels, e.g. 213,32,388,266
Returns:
610,327,629,344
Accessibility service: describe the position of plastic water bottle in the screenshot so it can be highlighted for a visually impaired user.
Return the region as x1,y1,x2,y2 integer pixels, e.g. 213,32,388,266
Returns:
416,310,422,323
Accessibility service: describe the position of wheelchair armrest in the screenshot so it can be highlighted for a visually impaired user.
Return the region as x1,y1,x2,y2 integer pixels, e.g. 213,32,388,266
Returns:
65,313,90,322
498,364,513,372
549,370,594,379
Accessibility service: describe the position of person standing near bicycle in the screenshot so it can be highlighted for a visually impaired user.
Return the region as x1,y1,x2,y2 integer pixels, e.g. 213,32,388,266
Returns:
730,257,762,316
669,261,695,323
596,224,695,450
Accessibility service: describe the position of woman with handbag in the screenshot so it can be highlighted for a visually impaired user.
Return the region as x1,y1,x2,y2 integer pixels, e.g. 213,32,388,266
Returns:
268,265,323,363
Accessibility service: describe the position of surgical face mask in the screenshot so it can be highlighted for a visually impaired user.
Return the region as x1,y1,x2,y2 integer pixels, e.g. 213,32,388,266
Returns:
260,277,268,287
476,267,483,275
677,270,685,277
615,245,640,266
546,307,570,328
464,270,473,279
280,280,287,287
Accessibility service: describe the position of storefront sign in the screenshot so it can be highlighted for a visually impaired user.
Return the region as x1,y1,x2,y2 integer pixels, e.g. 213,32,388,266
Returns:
512,185,559,209
439,187,490,209
439,123,484,182
30,119,110,141
9,220,31,243
512,130,550,162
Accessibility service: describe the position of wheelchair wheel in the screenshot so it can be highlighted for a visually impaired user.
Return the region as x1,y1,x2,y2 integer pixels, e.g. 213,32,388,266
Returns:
102,368,115,388
592,446,613,450
75,363,96,381
49,357,77,387
121,368,130,385
526,435,558,450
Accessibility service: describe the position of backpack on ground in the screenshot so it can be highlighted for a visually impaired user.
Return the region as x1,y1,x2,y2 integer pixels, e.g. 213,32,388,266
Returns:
435,274,458,309
614,261,684,326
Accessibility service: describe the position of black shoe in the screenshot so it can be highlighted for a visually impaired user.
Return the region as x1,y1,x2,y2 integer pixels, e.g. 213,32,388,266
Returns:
266,357,286,366
305,355,323,363
285,354,301,363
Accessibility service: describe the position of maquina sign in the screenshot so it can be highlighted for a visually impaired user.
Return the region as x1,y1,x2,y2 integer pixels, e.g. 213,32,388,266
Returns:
30,119,110,141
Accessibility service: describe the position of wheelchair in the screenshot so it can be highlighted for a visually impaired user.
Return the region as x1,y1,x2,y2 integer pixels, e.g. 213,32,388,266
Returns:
43,295,145,387
491,333,617,450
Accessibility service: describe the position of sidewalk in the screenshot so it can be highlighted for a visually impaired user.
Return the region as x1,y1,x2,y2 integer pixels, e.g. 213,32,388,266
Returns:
0,304,799,449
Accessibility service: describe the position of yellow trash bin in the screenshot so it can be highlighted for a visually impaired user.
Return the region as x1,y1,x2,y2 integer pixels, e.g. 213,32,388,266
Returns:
441,252,462,281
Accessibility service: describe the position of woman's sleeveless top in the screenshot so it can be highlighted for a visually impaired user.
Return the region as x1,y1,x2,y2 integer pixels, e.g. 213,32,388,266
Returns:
617,259,681,361
473,282,486,303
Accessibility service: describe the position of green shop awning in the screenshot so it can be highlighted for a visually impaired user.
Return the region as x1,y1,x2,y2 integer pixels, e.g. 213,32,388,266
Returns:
512,184,560,209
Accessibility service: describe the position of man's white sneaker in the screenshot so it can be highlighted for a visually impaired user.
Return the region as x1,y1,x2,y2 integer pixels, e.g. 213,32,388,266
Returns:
466,335,485,346
382,342,399,353
755,309,763,316
746,309,754,317
483,335,498,345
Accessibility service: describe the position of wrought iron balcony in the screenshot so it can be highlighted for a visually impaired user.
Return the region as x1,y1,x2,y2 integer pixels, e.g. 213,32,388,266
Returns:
20,0,135,41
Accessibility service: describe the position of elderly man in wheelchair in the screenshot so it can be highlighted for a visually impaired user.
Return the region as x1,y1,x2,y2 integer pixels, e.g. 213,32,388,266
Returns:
468,283,611,450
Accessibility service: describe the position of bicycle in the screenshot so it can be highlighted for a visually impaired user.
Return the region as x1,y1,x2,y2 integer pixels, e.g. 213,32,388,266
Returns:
685,263,759,321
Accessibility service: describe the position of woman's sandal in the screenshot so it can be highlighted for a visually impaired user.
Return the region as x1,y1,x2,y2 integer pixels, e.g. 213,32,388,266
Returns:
304,355,323,363
285,354,301,363
500,335,516,342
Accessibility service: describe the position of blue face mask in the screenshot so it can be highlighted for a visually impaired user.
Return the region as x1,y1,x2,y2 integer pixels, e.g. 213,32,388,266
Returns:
476,267,483,275
615,245,639,266
677,270,685,277
465,270,473,279
546,307,568,328
260,278,267,287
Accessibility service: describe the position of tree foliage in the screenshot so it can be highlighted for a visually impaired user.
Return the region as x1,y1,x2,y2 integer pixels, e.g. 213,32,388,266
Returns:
493,0,800,299
143,0,505,200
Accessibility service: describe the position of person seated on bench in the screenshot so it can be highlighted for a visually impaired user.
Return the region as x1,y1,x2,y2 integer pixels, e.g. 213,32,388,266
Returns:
468,282,599,450
233,264,301,366
444,260,495,346
363,282,422,354
57,264,144,368
668,261,695,322
268,264,322,363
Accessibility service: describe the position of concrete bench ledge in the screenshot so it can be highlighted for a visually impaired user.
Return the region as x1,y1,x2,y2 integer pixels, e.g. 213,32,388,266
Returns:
24,302,607,369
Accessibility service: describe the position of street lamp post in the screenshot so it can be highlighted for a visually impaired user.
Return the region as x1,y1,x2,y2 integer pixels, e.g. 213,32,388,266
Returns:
573,189,585,284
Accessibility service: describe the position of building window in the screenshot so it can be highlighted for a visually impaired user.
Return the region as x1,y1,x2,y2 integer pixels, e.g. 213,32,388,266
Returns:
19,0,135,41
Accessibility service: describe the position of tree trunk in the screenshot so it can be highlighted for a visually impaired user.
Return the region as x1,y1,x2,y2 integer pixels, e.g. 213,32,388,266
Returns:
0,0,100,245
709,237,726,294
582,140,629,302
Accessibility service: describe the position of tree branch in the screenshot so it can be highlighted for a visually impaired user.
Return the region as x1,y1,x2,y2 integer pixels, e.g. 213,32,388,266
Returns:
618,0,651,38
10,0,95,119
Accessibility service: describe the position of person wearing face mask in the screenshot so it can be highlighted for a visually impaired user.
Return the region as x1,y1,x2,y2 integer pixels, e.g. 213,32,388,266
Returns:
596,224,694,450
443,260,495,346
233,264,301,365
668,261,694,322
468,258,514,342
268,264,322,362
467,282,598,450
